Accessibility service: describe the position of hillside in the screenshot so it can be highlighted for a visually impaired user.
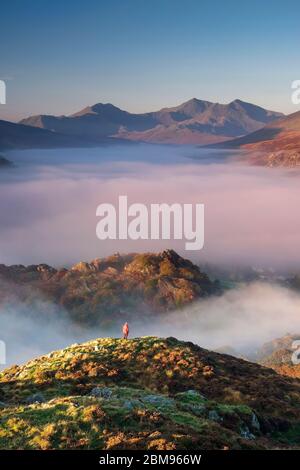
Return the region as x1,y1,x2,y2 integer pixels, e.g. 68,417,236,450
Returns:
0,336,299,450
256,334,300,379
0,118,127,151
214,111,300,167
19,99,282,146
0,250,219,326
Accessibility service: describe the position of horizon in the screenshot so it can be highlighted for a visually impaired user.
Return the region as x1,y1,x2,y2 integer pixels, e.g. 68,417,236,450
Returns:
1,0,300,121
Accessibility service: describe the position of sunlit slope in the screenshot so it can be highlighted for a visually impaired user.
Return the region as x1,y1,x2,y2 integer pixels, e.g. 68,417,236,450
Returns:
216,111,300,166
0,336,299,449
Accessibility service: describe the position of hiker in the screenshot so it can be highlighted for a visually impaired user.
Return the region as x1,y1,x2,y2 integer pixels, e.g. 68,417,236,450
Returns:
122,322,129,339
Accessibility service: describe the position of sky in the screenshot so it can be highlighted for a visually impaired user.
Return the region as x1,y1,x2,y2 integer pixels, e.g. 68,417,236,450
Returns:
0,0,300,121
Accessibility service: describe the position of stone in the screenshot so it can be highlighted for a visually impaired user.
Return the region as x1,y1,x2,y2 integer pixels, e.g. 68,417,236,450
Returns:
26,393,46,404
89,387,113,399
143,394,175,408
123,399,143,410
240,425,255,440
208,409,222,422
251,413,260,431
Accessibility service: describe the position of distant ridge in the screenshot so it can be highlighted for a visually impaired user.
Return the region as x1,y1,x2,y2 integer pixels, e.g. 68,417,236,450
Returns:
19,98,283,146
0,118,128,151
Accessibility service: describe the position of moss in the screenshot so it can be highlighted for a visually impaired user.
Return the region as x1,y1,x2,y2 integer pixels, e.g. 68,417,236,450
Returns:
216,403,253,416
175,391,207,405
166,411,206,432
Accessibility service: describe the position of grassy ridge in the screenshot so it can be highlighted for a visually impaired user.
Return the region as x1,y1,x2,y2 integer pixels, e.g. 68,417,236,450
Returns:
0,336,299,449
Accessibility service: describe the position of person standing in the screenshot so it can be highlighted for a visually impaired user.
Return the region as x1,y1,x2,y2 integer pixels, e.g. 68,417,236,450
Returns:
122,322,129,339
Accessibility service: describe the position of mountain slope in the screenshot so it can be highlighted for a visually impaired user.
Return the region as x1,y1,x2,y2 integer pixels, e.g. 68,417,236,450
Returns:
0,117,129,151
0,336,299,449
19,99,283,145
214,111,300,167
256,334,300,378
0,119,100,150
0,250,220,326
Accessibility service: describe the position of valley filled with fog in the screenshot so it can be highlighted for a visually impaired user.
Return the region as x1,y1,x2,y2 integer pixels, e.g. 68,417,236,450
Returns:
1,144,299,268
0,144,300,367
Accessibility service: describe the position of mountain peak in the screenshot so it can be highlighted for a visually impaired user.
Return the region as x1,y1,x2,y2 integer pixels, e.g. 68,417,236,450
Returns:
230,98,246,105
186,97,205,104
228,98,258,109
71,102,125,117
173,98,213,116
91,102,122,111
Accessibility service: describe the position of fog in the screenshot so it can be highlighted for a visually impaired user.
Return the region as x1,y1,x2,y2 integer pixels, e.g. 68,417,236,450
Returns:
1,144,300,367
0,298,91,368
144,282,300,356
1,281,300,368
0,144,300,269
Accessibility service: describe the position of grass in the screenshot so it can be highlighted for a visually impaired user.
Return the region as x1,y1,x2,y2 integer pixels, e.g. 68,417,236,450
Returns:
0,336,299,449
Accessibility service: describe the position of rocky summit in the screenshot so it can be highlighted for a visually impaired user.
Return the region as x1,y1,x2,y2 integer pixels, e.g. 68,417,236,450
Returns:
0,250,220,326
0,336,299,450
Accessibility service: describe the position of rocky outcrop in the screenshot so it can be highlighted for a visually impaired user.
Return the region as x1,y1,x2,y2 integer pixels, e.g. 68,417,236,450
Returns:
0,250,220,326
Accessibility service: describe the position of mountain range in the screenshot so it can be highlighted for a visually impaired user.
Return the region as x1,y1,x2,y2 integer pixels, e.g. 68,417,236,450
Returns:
19,98,283,145
2,98,300,167
0,98,283,151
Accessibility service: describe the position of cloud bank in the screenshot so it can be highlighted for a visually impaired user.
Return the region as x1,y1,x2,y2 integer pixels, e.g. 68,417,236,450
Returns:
0,145,300,269
1,281,300,367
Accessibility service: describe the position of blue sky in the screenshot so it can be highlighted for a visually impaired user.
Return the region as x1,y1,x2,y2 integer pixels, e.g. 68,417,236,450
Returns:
1,0,300,120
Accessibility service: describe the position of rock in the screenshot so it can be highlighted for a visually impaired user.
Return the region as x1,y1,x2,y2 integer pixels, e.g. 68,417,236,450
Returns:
143,394,175,408
183,403,206,417
176,390,206,416
89,387,113,399
123,399,143,410
71,262,92,273
240,425,255,440
45,352,55,358
26,393,46,404
36,264,57,278
208,409,222,422
251,413,260,431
